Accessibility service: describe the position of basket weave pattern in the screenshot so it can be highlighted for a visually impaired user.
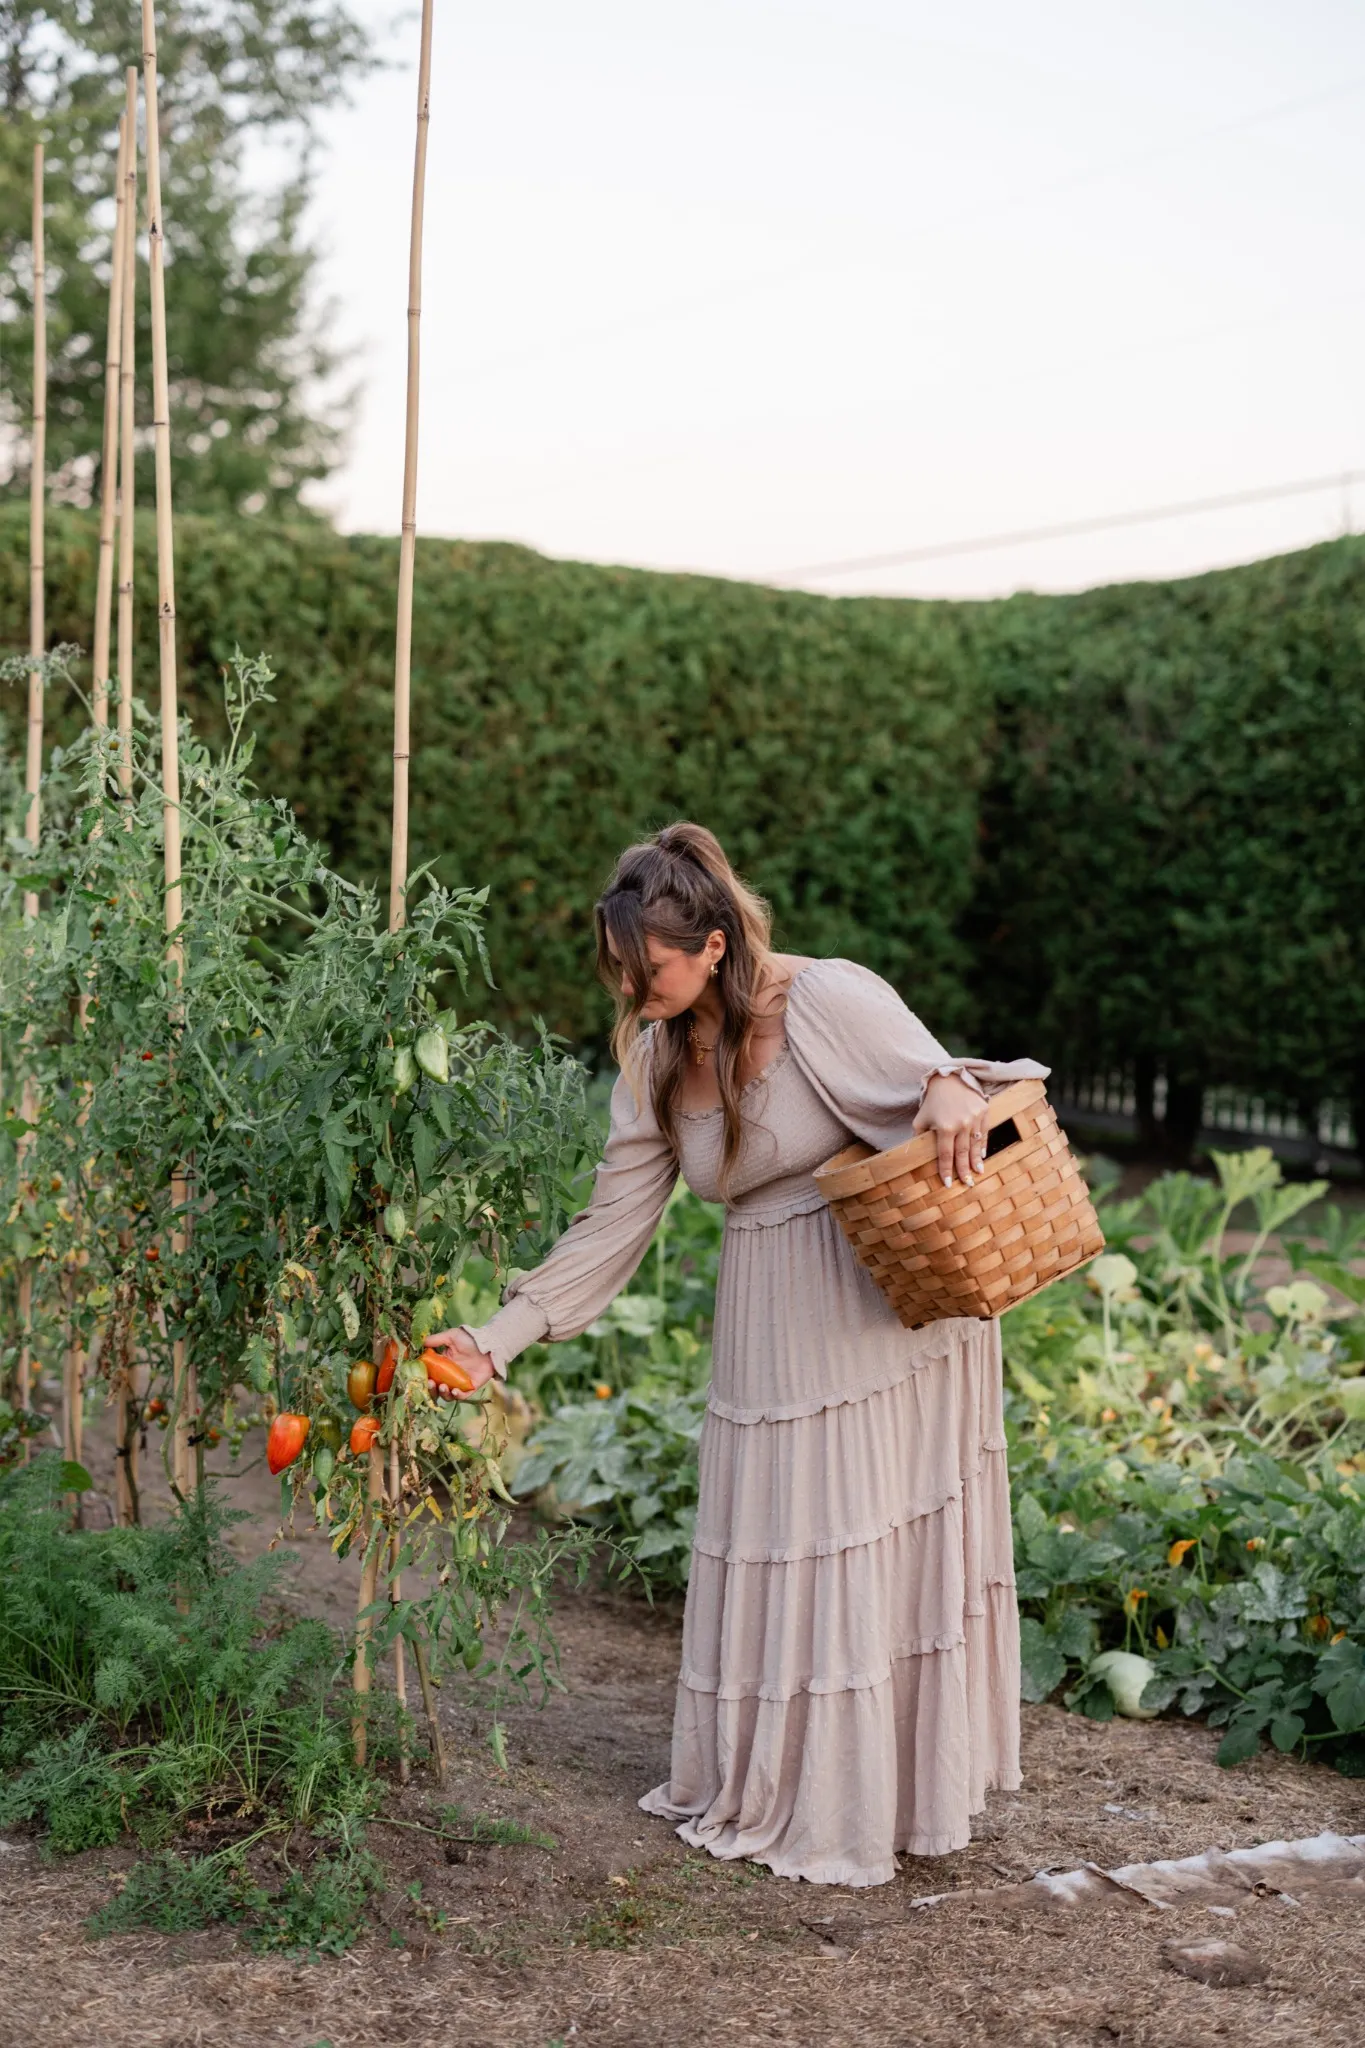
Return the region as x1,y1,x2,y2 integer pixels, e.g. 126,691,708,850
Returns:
813,1080,1104,1330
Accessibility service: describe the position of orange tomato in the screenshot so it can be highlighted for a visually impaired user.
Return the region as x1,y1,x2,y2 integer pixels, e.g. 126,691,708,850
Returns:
376,1339,399,1395
267,1412,310,1476
347,1359,377,1411
350,1414,381,1456
421,1346,475,1395
145,1246,159,1262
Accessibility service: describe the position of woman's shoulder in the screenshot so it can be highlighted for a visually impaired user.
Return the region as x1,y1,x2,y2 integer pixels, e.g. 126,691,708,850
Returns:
784,955,904,1020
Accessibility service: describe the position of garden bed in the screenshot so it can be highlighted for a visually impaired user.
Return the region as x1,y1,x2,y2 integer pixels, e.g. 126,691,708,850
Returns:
2,1424,1363,2048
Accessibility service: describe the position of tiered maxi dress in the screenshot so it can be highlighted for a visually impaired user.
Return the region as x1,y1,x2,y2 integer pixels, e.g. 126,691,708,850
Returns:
467,958,1048,1888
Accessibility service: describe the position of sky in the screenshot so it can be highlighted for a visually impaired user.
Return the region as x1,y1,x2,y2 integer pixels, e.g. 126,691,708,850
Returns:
304,1,1365,600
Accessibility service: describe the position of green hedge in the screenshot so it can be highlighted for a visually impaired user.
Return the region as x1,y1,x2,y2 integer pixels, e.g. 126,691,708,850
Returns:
2,508,1362,1142
964,545,1365,1143
0,509,986,1049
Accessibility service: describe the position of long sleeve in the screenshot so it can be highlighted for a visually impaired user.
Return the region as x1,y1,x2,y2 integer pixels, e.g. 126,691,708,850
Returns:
786,957,1049,1153
465,1058,679,1376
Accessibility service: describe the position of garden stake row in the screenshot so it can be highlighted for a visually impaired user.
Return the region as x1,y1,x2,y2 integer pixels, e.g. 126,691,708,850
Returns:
353,0,437,1772
142,0,196,1503
15,142,48,1448
57,104,137,1506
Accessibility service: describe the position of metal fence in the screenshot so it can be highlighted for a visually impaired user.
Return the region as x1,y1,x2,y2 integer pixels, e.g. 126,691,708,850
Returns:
1054,1071,1356,1157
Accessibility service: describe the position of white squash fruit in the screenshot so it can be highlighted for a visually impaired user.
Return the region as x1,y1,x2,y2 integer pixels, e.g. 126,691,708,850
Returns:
1090,1649,1159,1719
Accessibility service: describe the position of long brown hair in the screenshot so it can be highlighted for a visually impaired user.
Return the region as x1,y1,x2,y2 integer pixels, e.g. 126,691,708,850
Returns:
595,823,773,1190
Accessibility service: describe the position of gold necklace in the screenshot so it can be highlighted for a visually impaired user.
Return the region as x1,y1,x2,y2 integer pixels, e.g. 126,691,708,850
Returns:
686,1019,716,1066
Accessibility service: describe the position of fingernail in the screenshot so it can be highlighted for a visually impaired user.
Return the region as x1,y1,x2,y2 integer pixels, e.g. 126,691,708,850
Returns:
966,1175,974,1188
943,1174,953,1188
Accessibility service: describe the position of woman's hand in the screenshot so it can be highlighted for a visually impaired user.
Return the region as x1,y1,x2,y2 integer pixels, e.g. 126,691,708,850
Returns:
422,1326,497,1399
913,1074,989,1190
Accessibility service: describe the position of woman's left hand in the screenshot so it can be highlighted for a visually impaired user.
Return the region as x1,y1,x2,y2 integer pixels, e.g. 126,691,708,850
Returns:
422,1326,498,1398
913,1074,989,1189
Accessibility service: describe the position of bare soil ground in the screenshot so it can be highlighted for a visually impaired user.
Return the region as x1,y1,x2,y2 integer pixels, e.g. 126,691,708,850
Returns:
4,1427,1364,2048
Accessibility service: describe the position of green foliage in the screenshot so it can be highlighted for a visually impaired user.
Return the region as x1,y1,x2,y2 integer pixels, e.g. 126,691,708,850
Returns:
514,1157,1365,1772
7,510,1363,1127
86,1835,386,1956
0,506,989,1049
0,1458,357,1844
1,1,373,512
1,651,589,1442
1003,1148,1365,1768
965,542,1365,1133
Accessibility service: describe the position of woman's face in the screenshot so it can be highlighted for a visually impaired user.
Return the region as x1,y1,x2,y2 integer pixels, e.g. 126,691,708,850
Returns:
608,927,726,1020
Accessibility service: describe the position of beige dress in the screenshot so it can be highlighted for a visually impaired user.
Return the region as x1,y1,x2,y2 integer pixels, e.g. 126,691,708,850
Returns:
469,958,1048,1888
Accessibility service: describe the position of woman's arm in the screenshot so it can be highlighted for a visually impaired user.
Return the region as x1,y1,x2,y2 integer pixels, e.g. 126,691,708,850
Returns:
786,958,1049,1189
427,1060,678,1389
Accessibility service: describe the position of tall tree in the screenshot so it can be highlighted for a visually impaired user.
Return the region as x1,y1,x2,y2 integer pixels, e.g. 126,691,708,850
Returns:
0,1,374,514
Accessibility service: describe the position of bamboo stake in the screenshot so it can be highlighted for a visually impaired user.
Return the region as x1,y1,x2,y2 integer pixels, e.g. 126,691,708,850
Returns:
351,1443,386,1767
112,72,141,1512
389,1436,410,1782
116,69,138,798
142,1,194,1499
24,143,46,922
65,118,132,1480
387,0,434,937
413,1632,447,1787
16,144,47,1446
357,0,435,1764
91,114,130,731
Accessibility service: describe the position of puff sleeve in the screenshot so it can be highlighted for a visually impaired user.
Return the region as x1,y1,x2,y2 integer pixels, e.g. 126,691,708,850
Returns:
785,957,1049,1153
464,1058,679,1376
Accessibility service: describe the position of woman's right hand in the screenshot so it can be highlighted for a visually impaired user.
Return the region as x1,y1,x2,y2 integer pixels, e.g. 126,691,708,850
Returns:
423,1325,497,1398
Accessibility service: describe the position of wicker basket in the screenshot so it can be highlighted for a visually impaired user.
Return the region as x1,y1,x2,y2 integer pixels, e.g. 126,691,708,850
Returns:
813,1079,1104,1329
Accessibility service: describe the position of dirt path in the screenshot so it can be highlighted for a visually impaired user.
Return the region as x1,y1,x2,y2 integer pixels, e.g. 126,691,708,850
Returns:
5,1428,1364,2047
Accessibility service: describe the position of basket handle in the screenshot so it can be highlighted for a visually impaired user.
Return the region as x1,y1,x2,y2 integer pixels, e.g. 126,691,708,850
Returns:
890,1075,1048,1173
814,1077,1049,1200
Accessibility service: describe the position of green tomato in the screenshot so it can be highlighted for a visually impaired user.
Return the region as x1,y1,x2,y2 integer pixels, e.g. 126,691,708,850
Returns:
315,1415,344,1452
392,1045,417,1096
414,1027,449,1085
384,1201,408,1243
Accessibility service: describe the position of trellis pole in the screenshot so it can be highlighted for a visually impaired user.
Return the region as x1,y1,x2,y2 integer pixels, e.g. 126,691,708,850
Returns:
116,67,138,797
91,112,130,732
142,0,195,1501
24,144,45,924
16,143,47,1447
354,0,435,1770
113,67,142,1523
62,112,134,1494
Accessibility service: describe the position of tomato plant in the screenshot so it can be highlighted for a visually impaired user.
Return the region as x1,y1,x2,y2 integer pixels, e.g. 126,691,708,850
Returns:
2,650,594,1731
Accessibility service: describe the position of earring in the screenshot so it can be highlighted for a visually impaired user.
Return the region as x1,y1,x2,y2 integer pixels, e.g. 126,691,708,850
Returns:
710,962,718,978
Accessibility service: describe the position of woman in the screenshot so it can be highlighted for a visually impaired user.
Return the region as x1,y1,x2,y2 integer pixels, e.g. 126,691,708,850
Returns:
429,824,1047,1888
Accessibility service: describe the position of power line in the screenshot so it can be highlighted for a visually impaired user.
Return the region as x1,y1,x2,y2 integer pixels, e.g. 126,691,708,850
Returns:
774,469,1365,582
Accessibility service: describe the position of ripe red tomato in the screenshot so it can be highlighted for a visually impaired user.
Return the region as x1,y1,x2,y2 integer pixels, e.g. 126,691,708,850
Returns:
267,1412,310,1475
347,1360,377,1411
375,1339,399,1395
349,1415,381,1457
421,1346,475,1395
